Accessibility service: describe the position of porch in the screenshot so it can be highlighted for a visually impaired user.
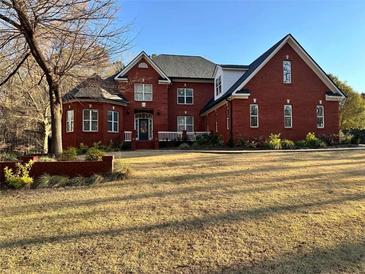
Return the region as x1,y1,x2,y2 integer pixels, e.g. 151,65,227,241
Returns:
123,130,209,149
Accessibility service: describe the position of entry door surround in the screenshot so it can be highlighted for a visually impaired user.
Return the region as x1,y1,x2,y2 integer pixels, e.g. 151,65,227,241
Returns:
135,113,153,141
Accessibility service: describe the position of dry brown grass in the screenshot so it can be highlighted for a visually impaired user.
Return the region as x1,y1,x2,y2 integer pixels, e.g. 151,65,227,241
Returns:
0,150,364,273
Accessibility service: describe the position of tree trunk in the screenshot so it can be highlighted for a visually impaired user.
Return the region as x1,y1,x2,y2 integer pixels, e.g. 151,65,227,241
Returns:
49,84,63,156
42,120,51,154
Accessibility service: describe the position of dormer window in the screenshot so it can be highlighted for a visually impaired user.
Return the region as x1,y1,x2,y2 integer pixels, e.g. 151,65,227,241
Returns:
283,60,292,84
215,76,222,96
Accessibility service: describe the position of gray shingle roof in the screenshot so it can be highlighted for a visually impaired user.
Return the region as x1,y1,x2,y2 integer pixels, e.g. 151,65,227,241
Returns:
63,75,127,104
152,54,216,79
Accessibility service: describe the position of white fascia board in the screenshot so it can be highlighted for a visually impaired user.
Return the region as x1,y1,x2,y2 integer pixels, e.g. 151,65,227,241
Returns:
229,94,250,100
158,80,170,84
201,94,250,116
325,95,342,101
114,51,171,84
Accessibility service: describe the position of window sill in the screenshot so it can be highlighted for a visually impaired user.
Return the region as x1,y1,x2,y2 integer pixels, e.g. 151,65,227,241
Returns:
82,130,99,133
107,131,119,134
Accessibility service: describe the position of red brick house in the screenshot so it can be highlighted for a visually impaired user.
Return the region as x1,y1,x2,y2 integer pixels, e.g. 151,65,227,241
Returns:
62,34,345,149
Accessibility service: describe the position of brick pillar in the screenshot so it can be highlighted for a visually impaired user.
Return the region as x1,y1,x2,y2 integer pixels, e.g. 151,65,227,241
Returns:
182,130,187,142
154,131,159,149
131,130,136,150
102,156,114,173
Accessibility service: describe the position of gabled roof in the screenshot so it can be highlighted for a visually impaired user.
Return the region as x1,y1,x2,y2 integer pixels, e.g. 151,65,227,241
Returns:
201,34,346,115
152,54,216,79
114,51,171,83
63,75,127,105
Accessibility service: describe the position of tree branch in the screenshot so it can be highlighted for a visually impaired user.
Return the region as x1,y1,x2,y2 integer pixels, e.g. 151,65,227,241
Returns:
0,13,20,29
0,52,30,86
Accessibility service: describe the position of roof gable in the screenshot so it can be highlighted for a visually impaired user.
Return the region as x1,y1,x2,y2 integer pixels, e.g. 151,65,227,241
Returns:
201,34,346,115
114,51,171,83
231,34,346,97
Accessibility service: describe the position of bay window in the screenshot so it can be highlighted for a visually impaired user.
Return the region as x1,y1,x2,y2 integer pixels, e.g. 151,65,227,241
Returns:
107,110,119,133
66,110,74,133
83,109,98,132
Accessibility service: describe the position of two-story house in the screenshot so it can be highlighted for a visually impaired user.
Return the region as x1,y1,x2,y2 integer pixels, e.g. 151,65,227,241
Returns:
62,34,345,149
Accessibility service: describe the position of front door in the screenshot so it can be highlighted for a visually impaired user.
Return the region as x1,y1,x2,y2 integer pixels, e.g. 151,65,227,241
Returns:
138,119,149,140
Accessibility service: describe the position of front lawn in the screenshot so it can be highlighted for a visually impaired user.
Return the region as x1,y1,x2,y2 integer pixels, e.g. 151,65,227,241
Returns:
0,150,364,273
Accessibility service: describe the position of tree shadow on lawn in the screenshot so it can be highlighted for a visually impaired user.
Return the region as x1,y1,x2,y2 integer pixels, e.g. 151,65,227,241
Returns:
216,240,365,274
2,166,364,218
3,170,364,225
123,160,365,188
0,192,364,250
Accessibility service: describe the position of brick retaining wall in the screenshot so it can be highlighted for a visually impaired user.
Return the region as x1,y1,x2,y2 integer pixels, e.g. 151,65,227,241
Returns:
0,156,113,183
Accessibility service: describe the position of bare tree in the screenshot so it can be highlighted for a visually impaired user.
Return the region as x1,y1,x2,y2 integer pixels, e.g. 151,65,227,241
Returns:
0,0,129,155
0,59,50,153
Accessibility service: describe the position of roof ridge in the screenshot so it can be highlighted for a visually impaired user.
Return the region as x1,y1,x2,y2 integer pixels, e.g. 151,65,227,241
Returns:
156,53,204,57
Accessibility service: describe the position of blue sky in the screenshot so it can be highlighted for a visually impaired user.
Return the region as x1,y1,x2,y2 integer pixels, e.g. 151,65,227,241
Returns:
117,0,365,92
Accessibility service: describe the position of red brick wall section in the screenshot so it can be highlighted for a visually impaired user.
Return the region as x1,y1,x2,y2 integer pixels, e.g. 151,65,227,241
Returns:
116,57,170,133
168,82,213,131
62,102,124,148
208,42,340,142
0,156,114,183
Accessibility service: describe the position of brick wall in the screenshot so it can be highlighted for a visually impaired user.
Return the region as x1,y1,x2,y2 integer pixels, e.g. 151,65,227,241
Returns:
62,102,124,148
116,57,170,133
0,156,113,183
168,81,213,131
207,43,340,142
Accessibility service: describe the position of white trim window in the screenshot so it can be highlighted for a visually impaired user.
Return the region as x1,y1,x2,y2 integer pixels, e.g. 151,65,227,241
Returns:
83,109,98,132
215,76,222,96
66,110,74,133
177,88,193,104
134,83,152,101
316,105,325,128
107,110,119,133
284,105,292,128
177,116,194,132
283,60,292,84
250,104,259,128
